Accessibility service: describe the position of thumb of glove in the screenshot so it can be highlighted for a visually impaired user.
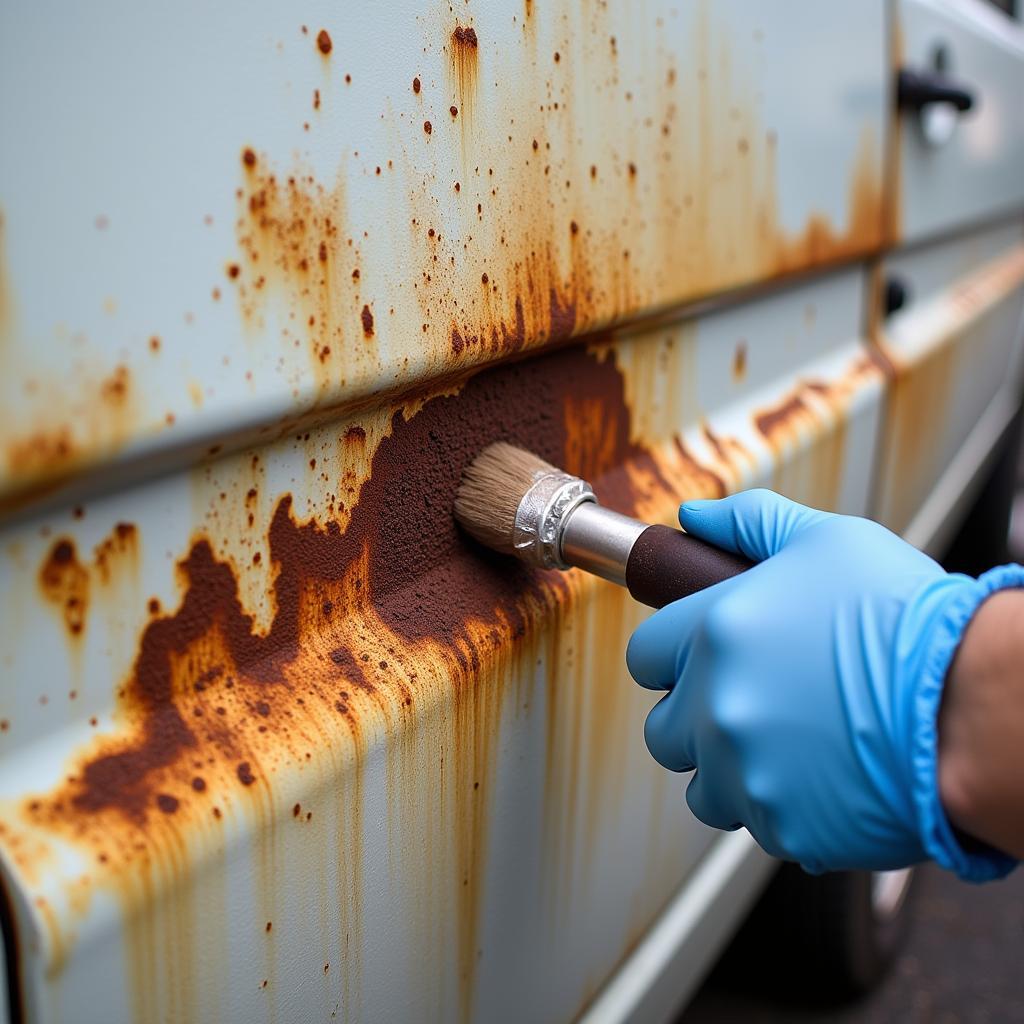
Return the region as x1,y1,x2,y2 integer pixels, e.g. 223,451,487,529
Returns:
678,488,832,562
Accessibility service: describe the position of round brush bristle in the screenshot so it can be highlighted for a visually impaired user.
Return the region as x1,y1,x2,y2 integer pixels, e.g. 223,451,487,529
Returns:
454,442,558,555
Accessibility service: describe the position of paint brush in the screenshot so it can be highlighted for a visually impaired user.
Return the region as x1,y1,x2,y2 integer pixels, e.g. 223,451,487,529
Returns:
454,443,754,609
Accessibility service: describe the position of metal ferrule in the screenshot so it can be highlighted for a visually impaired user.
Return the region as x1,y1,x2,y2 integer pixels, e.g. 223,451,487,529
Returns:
559,501,647,587
512,470,647,585
513,471,596,569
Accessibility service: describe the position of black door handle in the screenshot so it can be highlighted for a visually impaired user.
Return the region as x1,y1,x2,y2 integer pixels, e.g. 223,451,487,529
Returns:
897,69,976,113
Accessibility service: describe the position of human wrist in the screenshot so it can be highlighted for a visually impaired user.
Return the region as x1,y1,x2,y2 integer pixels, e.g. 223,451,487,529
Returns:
939,587,1024,857
903,565,1024,881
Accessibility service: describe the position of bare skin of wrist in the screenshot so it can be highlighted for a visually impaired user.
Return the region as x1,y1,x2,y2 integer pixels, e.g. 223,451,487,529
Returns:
938,589,1024,859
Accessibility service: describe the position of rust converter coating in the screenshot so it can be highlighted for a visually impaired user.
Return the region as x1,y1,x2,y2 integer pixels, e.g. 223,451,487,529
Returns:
28,343,666,828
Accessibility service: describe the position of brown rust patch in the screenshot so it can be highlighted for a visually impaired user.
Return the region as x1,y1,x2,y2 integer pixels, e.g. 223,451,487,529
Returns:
26,345,657,828
316,29,332,56
754,394,812,440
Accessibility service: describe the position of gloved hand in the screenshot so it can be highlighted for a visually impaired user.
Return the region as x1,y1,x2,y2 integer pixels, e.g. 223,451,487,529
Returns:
626,489,1022,881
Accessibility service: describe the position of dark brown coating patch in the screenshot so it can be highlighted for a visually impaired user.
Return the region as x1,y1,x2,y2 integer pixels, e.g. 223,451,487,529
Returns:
361,305,374,338
316,29,332,55
51,346,660,819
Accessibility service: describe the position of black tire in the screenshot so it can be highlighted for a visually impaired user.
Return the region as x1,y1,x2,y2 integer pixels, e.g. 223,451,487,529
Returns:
707,863,916,1006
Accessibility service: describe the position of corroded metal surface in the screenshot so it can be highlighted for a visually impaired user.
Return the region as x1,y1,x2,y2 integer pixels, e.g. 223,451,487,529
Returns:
1,2,1023,1023
0,267,887,1022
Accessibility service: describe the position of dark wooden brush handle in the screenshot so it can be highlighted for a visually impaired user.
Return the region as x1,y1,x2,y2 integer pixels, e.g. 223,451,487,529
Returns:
625,525,755,609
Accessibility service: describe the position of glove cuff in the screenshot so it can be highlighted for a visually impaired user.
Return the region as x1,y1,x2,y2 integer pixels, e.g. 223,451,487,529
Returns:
910,563,1024,883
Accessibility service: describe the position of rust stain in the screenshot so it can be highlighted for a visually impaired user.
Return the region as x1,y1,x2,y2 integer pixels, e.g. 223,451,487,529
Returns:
232,150,357,393
754,393,812,440
751,363,886,512
767,127,884,274
2,364,137,516
876,334,961,534
36,520,141,655
450,24,479,128
731,341,747,382
39,538,90,639
316,29,332,56
883,21,904,246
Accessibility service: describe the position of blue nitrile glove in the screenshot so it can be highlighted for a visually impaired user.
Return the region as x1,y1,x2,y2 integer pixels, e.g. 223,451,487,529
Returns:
626,489,1024,881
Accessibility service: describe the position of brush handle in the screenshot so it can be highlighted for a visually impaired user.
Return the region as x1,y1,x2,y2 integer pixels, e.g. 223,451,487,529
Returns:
625,524,755,609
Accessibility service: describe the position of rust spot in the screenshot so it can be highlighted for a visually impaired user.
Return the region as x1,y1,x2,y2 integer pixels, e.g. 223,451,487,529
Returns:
99,366,130,406
148,336,160,353
732,341,747,382
360,305,374,338
423,120,432,135
39,538,89,638
242,148,257,169
412,77,421,94
450,105,458,117
155,794,178,815
316,29,332,55
236,762,255,786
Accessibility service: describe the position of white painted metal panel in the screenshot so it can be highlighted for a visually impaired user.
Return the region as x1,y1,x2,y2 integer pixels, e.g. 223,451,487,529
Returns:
0,0,887,517
897,0,1024,243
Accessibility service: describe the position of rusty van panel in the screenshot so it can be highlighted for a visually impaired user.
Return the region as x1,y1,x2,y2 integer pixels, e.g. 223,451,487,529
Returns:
873,233,1024,538
0,264,884,1022
0,1,887,513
